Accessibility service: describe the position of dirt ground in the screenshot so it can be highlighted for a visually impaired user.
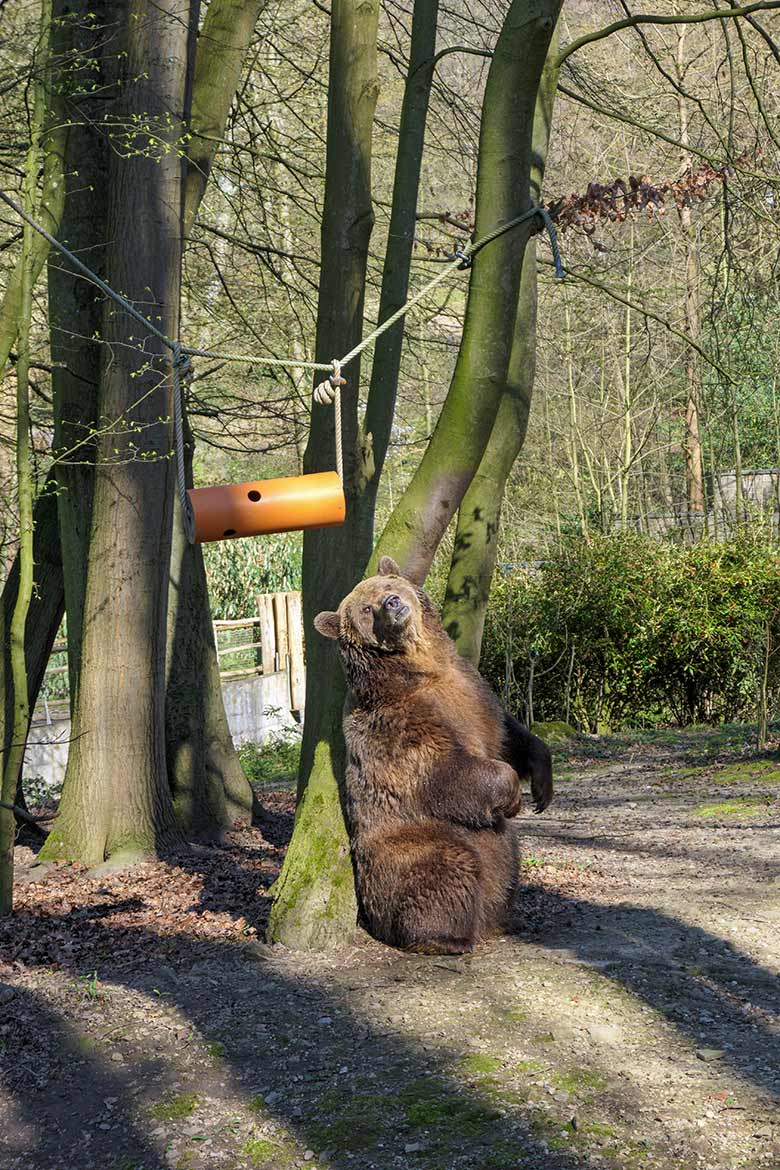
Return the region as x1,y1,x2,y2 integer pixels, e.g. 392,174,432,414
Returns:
1,724,779,1170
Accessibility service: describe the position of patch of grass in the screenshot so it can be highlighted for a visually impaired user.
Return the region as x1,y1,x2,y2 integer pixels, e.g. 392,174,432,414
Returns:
239,732,301,791
147,1092,199,1121
499,1008,528,1025
457,1054,503,1078
553,1067,607,1095
513,1058,543,1075
399,1077,501,1142
242,1137,286,1166
309,1091,392,1153
695,797,771,818
205,1040,226,1059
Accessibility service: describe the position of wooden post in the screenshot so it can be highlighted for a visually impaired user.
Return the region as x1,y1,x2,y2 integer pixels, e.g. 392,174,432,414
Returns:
273,592,289,676
256,593,276,676
286,591,305,714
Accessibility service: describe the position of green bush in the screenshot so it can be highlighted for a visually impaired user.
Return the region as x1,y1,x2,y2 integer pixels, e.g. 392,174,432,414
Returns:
480,532,780,731
203,531,302,618
238,730,302,790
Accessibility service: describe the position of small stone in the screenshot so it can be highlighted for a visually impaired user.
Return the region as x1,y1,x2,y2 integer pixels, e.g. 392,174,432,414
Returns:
338,1065,348,1074
0,985,16,1006
404,1142,425,1154
244,942,274,962
318,1017,333,1025
303,1151,315,1161
110,1052,124,1063
264,1091,281,1105
696,1048,726,1062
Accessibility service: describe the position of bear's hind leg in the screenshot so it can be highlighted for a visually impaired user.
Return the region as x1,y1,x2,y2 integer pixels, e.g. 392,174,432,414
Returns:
372,824,484,954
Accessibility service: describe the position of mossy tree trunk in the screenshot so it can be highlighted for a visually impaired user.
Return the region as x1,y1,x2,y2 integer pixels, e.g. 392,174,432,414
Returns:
353,0,440,554
269,0,562,949
40,0,193,864
0,0,53,912
375,0,562,583
267,0,381,948
441,24,561,664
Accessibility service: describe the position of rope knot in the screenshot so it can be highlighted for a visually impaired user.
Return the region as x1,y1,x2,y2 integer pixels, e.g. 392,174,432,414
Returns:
313,358,346,406
455,247,472,270
173,344,194,383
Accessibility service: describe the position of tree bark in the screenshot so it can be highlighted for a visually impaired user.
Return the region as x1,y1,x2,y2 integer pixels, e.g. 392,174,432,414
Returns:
40,0,192,864
441,243,538,661
354,0,440,554
268,0,380,948
165,0,268,833
440,17,560,663
48,0,116,703
374,0,562,585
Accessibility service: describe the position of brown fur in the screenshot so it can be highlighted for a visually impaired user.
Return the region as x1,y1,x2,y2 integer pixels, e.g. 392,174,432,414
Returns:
315,556,553,955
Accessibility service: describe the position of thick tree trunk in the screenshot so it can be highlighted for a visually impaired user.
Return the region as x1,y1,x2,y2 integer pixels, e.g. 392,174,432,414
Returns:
165,0,267,832
441,23,561,663
40,0,192,864
269,0,562,950
268,0,380,948
375,0,562,585
48,0,115,703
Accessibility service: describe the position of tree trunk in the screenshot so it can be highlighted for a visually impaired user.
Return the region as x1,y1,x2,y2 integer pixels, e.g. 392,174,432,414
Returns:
268,0,380,948
1,490,64,810
440,18,560,664
441,243,538,660
0,0,52,909
269,0,562,949
354,0,440,554
374,0,562,585
165,0,268,832
40,0,192,864
676,27,705,519
48,0,115,703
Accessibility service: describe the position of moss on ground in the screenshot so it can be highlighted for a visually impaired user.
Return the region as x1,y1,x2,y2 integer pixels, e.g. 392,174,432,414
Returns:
241,1137,289,1166
553,1066,608,1094
695,797,772,818
146,1092,199,1121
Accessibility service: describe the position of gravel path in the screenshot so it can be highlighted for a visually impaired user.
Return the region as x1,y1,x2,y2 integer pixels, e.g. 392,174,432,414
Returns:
1,725,778,1170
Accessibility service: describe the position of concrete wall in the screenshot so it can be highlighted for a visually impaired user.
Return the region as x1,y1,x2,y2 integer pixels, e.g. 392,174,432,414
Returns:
23,670,301,794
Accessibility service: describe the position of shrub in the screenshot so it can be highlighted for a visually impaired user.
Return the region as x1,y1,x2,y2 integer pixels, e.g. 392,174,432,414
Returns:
480,532,780,730
238,729,302,790
203,532,302,619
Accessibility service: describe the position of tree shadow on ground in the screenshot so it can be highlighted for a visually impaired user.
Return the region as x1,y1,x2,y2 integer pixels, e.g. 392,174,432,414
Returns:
2,917,608,1170
511,888,780,1100
2,858,779,1168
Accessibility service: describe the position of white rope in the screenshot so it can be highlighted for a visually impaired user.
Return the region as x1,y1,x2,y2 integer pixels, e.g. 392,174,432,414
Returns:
0,188,562,524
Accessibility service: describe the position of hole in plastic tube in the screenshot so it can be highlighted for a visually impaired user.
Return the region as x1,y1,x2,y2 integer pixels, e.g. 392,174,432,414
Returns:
223,528,237,537
247,490,262,502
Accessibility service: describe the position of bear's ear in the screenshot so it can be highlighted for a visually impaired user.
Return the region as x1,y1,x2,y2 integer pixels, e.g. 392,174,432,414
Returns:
313,610,340,639
378,555,403,577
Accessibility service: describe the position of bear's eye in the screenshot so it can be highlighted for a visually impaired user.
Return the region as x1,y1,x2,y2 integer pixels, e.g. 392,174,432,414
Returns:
361,605,372,615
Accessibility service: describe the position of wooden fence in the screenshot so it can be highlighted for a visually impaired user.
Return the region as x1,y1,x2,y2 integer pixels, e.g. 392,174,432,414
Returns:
213,591,304,712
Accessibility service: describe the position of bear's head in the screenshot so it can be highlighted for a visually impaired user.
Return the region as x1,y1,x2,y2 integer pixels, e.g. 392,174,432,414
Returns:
314,556,423,654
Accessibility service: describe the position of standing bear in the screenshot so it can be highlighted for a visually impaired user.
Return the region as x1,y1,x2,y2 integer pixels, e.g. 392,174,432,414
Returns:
314,556,553,955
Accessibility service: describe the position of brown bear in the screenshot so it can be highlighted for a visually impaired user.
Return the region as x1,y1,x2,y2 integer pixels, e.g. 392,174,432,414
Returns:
314,555,552,955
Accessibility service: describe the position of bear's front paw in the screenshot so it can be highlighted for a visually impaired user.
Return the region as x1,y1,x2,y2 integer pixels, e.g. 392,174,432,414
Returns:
492,760,522,819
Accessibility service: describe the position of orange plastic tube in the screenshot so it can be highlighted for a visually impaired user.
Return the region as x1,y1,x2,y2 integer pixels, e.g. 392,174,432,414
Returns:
185,471,345,544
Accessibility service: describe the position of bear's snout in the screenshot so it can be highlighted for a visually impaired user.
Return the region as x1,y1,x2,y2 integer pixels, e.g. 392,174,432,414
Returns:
384,594,410,622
